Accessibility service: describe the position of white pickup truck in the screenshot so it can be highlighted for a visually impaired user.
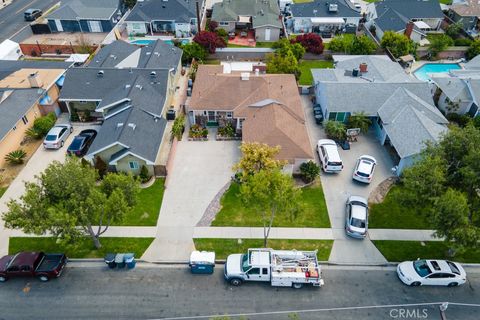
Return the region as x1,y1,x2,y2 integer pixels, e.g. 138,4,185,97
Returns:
224,248,324,289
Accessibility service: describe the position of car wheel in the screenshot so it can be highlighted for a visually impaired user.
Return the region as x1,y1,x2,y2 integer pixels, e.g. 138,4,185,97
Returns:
292,283,303,289
0,276,7,282
229,278,242,286
447,282,458,287
61,141,64,147
38,275,49,282
410,281,421,286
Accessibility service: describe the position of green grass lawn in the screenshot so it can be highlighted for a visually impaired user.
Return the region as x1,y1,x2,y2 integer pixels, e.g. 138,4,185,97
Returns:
369,186,430,229
255,42,274,48
114,178,165,226
9,237,154,258
211,182,330,228
373,241,480,263
194,239,333,260
201,59,221,65
0,187,6,198
298,60,334,86
227,43,249,48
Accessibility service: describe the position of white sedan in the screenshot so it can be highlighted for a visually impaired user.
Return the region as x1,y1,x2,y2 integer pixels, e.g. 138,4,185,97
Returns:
397,259,467,287
352,155,377,183
43,124,73,149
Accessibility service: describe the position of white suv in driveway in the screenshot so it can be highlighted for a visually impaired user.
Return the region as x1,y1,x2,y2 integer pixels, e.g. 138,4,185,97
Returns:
317,139,343,173
352,155,377,183
43,124,73,149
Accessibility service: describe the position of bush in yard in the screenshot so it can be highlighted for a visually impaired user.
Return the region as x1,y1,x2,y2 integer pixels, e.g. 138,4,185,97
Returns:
218,123,235,137
273,38,305,60
324,121,347,141
266,50,300,77
25,112,56,139
215,28,228,41
94,156,108,178
428,34,454,57
328,35,351,53
300,161,320,183
233,142,286,180
189,124,208,138
380,31,416,58
347,112,371,133
466,39,480,60
181,42,207,64
350,35,376,55
193,31,226,53
139,165,151,183
171,115,185,140
454,38,472,47
446,113,472,128
291,33,324,54
207,20,218,32
446,22,462,38
4,149,27,165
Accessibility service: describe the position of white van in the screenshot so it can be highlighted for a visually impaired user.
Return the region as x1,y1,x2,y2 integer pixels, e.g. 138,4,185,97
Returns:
317,139,343,172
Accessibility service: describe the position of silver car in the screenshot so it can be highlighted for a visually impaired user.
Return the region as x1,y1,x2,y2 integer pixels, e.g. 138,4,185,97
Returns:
345,196,368,239
43,124,73,149
352,155,377,183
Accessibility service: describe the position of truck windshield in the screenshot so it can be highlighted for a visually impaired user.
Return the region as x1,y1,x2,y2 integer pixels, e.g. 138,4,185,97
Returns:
241,254,250,272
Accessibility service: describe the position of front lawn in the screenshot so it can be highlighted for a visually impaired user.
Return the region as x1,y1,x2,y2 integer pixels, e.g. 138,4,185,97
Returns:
369,185,430,229
255,42,274,48
373,241,480,263
9,237,154,258
194,239,333,260
114,178,165,226
298,60,334,85
211,182,330,228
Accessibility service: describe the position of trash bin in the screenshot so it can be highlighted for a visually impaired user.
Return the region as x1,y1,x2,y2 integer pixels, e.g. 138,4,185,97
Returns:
189,251,215,274
104,253,117,269
124,253,136,269
115,253,126,268
166,109,176,121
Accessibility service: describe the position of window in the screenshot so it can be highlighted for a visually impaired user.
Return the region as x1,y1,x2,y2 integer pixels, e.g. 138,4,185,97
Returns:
219,22,229,26
12,125,16,131
226,112,233,119
328,112,336,121
7,266,19,272
20,265,31,272
262,268,269,275
248,268,260,275
129,161,139,170
22,115,28,125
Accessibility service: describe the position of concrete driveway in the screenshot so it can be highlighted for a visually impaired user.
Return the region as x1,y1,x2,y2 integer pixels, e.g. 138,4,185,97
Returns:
142,139,241,262
0,121,101,256
302,95,393,264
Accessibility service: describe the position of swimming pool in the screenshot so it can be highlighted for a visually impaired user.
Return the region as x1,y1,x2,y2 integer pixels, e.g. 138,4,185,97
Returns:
413,63,462,82
130,39,190,46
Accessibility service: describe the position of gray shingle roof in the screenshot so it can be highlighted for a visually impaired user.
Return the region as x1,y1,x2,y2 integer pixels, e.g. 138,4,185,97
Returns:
88,41,138,68
431,76,472,102
464,55,480,70
291,0,360,18
212,0,282,28
125,0,201,23
47,0,119,20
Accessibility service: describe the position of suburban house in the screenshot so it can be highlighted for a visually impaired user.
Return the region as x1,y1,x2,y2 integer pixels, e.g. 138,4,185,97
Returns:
212,0,283,42
188,64,314,172
0,64,68,168
287,0,362,36
125,0,203,38
46,0,123,33
449,0,480,37
366,0,444,43
313,55,449,174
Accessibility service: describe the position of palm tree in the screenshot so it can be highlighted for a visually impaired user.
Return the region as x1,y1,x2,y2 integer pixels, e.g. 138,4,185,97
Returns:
347,112,371,133
324,121,347,141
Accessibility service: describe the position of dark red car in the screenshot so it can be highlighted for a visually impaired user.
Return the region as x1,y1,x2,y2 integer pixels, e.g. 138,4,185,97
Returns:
0,252,67,282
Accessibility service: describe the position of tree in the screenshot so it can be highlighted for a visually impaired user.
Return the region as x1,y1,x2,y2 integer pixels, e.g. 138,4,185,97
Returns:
445,22,462,38
266,50,300,76
207,20,218,32
292,33,324,54
299,161,320,183
350,35,376,55
272,38,305,61
3,158,139,249
466,39,480,60
347,112,371,133
181,42,207,64
380,31,416,58
139,165,151,183
193,31,226,54
240,169,302,247
171,114,185,140
124,0,137,9
94,156,107,178
324,121,347,141
428,34,454,58
328,35,351,53
233,142,286,180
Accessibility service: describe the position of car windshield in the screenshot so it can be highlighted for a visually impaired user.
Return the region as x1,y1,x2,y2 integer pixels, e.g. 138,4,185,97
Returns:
350,217,365,228
357,171,370,177
413,260,432,277
45,134,57,141
241,254,250,272
328,161,342,166
69,138,84,149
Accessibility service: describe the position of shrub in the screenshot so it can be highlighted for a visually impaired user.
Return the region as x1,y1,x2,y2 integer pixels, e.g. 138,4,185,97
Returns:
25,112,56,139
139,165,151,183
217,123,235,137
466,39,480,60
429,34,454,57
207,20,218,32
80,158,91,167
291,33,324,54
181,42,207,64
347,112,371,133
189,124,208,138
473,116,480,129
94,156,108,178
193,31,226,53
299,161,320,183
446,113,472,127
324,121,347,141
171,115,185,140
5,149,27,165
216,28,228,41
454,38,472,47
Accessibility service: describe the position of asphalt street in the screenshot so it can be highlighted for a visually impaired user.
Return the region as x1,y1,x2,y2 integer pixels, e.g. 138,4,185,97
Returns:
0,263,478,320
0,0,66,42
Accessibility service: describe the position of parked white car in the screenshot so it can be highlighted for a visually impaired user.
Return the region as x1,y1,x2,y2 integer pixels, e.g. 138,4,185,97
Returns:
397,259,467,287
317,139,343,173
345,196,368,239
352,155,377,183
43,124,73,149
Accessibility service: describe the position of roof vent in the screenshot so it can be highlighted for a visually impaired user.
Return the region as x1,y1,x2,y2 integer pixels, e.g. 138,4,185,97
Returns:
329,3,338,12
97,70,104,77
135,84,143,90
117,123,124,128
241,72,250,80
128,123,136,130
146,51,152,55
125,84,131,89
150,71,157,77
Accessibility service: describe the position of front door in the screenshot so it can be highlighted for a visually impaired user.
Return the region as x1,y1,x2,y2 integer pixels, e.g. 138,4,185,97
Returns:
265,28,271,41
468,103,479,117
246,267,268,281
207,111,215,122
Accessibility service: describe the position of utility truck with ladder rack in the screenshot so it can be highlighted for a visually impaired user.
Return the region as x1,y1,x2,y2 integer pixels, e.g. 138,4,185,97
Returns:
224,248,324,289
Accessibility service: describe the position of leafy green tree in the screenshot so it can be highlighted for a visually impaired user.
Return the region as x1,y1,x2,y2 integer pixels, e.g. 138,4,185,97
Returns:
266,49,300,76
272,38,305,61
181,42,207,64
3,158,139,249
466,39,480,60
350,35,377,55
328,35,351,53
171,114,185,140
233,142,286,180
347,112,371,133
240,169,302,247
445,22,462,38
324,121,347,141
428,34,454,57
380,31,416,58
299,161,320,183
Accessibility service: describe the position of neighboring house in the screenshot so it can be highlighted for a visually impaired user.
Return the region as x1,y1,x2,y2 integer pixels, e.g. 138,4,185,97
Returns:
313,55,449,175
366,0,443,43
449,0,480,36
212,0,283,42
287,0,361,36
46,0,123,33
0,66,67,168
125,0,203,38
188,65,314,172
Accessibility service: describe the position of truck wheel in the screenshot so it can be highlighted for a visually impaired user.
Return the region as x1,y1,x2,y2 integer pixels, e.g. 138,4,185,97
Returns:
0,276,7,282
38,275,49,282
229,278,242,286
292,283,303,289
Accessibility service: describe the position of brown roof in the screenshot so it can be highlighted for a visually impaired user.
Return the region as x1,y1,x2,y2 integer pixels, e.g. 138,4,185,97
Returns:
189,65,314,162
451,0,480,17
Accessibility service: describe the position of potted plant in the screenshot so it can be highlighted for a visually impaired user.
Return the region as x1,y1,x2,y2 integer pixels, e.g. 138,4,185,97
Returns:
188,124,208,141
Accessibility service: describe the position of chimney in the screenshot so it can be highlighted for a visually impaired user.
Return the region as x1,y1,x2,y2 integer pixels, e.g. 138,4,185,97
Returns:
404,21,414,39
28,73,43,88
359,63,368,73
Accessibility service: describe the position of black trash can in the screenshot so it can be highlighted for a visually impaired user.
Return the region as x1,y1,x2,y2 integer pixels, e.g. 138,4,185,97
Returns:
166,109,176,121
104,253,117,269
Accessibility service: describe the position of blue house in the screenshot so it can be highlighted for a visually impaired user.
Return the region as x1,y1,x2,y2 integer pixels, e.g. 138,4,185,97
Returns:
46,0,123,33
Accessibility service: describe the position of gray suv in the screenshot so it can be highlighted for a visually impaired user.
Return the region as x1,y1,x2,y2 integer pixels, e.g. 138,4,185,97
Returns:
24,9,42,21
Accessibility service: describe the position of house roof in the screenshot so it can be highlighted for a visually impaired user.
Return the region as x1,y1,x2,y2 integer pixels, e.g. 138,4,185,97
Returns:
125,0,201,23
189,65,313,162
378,88,448,158
0,89,42,142
464,55,480,69
88,40,182,70
47,0,119,20
0,68,65,90
212,0,282,28
450,0,480,17
290,0,361,18
431,76,473,102
0,60,72,81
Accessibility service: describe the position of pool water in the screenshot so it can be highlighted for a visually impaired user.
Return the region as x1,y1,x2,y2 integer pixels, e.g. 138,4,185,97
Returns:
413,63,462,82
130,39,190,46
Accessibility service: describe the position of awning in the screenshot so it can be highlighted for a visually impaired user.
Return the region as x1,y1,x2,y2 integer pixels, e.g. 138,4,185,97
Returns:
238,15,251,23
414,21,430,29
56,75,65,87
310,17,345,24
399,54,414,63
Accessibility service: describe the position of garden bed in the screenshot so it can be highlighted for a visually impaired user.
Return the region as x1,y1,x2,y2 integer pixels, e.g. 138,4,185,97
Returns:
215,135,242,141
